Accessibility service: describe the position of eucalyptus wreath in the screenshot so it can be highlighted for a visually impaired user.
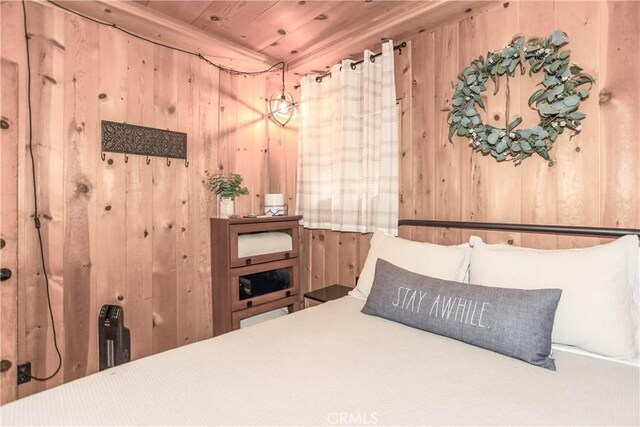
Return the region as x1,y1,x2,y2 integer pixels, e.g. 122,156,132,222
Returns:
447,30,595,165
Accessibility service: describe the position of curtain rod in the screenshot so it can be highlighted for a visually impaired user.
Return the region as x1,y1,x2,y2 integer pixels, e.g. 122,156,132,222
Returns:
293,41,407,89
398,219,640,238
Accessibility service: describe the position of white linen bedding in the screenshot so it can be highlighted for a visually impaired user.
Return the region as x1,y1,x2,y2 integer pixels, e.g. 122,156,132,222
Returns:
2,296,639,426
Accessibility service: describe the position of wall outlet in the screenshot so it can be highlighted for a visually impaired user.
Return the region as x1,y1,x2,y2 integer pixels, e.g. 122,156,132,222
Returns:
17,362,31,385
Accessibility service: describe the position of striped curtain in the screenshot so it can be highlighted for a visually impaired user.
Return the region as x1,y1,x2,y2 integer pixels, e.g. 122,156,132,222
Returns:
296,41,399,234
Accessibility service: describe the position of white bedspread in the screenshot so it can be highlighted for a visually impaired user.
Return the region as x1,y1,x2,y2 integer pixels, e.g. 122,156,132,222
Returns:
2,296,639,426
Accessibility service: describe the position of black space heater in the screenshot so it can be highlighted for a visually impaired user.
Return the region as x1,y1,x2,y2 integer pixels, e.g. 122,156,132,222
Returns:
99,304,131,371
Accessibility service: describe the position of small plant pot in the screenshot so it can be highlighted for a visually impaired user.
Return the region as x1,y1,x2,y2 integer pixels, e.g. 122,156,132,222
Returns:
219,197,235,217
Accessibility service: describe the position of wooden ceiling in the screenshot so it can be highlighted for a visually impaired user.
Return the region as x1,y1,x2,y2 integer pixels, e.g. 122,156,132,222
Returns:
56,1,495,75
132,0,493,74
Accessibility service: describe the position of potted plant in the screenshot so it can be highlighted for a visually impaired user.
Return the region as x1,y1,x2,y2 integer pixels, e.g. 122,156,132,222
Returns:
204,171,249,217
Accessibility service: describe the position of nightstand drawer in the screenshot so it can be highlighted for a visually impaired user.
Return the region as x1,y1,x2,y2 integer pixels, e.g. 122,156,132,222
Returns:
229,220,300,267
230,258,300,312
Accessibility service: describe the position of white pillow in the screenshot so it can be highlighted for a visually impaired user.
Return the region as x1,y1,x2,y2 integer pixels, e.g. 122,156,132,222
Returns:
469,235,640,361
350,231,471,299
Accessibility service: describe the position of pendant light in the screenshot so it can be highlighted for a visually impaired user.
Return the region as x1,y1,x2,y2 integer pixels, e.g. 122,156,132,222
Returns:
267,65,298,127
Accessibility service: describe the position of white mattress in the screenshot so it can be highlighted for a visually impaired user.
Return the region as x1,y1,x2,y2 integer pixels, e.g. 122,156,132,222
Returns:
237,231,292,258
2,296,639,426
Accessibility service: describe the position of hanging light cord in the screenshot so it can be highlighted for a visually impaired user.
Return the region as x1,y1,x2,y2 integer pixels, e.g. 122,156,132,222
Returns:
21,0,63,382
45,0,284,77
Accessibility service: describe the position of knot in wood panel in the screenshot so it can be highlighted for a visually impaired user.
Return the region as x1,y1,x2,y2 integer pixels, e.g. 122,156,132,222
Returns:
76,182,90,194
598,89,612,105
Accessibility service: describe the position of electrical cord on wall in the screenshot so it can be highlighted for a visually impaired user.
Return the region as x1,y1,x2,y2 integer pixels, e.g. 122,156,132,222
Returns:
21,0,62,382
18,0,286,382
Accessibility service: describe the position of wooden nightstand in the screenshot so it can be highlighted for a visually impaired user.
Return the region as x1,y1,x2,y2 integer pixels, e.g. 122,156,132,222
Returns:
304,284,352,308
210,215,302,336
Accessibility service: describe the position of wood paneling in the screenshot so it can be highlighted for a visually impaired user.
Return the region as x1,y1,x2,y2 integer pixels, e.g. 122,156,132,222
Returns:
299,0,640,289
2,0,639,405
0,58,20,403
134,0,491,69
0,1,274,403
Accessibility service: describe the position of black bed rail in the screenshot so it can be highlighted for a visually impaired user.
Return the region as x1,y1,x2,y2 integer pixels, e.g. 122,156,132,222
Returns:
398,219,640,238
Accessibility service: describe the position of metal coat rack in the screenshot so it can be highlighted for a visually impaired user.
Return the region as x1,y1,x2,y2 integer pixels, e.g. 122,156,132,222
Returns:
100,120,189,167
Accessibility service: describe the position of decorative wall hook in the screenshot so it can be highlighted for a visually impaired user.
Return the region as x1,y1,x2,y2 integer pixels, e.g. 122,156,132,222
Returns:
184,159,189,168
124,154,129,163
101,120,187,165
101,152,106,161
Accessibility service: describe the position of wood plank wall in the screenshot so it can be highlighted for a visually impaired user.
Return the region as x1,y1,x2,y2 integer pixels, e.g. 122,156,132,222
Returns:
1,0,638,404
298,0,640,294
0,1,273,403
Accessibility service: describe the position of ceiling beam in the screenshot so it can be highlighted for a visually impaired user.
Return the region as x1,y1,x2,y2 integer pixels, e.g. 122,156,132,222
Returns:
288,0,498,75
46,0,278,72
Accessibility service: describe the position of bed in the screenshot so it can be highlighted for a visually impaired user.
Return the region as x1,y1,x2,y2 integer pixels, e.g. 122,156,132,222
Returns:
2,221,639,426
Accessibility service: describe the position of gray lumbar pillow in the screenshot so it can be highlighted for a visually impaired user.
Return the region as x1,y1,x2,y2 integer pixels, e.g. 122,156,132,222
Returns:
362,259,562,370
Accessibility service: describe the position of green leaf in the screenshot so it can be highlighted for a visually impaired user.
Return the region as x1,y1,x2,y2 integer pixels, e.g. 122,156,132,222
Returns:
448,125,457,142
570,65,583,75
569,111,586,120
578,88,590,99
563,95,580,107
495,140,509,154
471,115,481,125
534,139,546,147
538,103,558,116
508,116,523,131
559,49,571,59
461,117,471,127
465,107,477,117
528,88,545,107
487,132,500,145
473,94,485,110
521,140,532,151
550,29,568,46
513,36,524,48
502,46,517,58
452,97,465,107
508,59,519,74
539,147,551,161
517,129,532,139
466,74,477,84
543,76,560,87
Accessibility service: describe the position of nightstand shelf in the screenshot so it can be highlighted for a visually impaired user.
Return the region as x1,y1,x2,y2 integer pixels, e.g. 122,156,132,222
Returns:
304,284,352,307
